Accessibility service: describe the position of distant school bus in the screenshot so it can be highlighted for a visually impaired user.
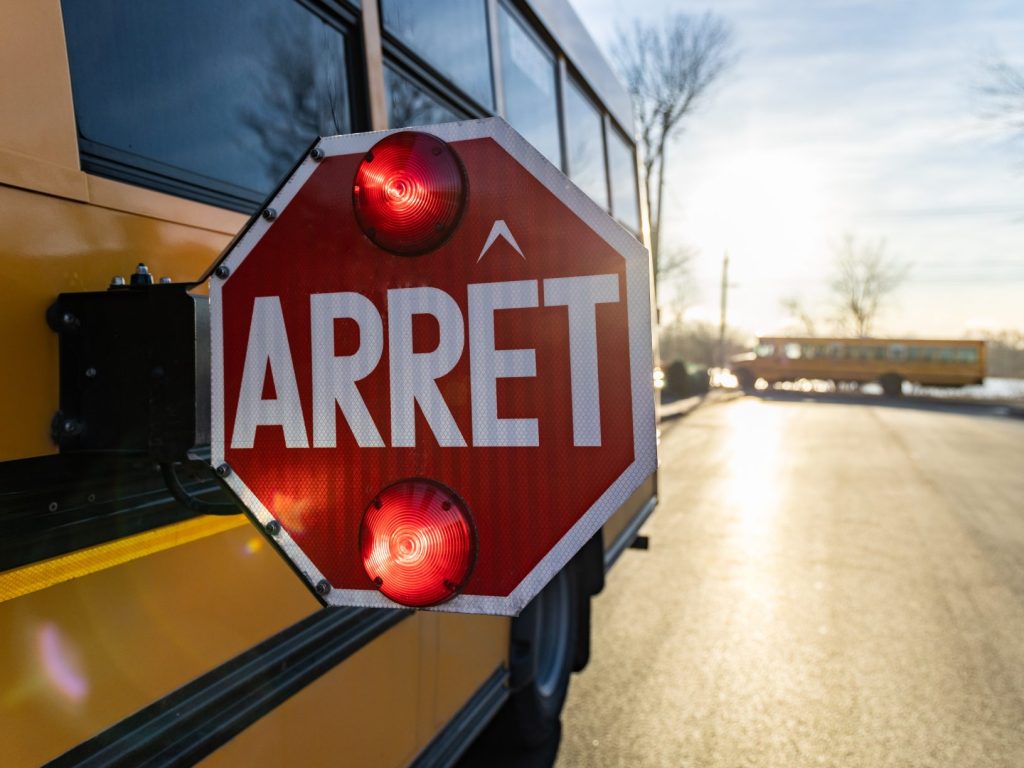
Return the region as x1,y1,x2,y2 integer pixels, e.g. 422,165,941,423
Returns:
732,336,986,397
0,1,655,765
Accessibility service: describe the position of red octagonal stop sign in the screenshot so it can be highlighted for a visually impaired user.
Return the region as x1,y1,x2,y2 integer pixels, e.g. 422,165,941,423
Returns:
210,118,656,615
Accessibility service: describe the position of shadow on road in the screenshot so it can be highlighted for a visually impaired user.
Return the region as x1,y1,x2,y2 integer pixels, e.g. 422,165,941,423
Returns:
455,720,562,768
747,388,1022,419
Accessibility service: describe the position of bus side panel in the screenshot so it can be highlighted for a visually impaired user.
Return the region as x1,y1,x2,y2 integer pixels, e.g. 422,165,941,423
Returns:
0,0,80,177
431,614,509,733
601,473,657,561
0,523,317,766
201,613,510,768
200,616,423,768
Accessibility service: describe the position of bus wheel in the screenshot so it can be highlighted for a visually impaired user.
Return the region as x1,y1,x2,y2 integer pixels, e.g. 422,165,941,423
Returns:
491,565,579,748
736,369,756,393
880,373,904,397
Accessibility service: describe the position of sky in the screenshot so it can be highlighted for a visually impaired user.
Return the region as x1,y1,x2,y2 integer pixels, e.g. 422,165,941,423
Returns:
569,0,1024,338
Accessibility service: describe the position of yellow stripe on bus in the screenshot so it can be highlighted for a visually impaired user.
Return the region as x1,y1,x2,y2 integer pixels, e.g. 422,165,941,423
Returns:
0,515,249,604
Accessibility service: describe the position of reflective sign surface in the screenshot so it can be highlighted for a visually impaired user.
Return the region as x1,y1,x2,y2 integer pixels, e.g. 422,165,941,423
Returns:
211,119,655,614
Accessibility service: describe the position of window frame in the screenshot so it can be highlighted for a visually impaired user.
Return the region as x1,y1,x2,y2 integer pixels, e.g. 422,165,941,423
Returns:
605,119,642,234
65,0,366,213
378,0,495,123
495,0,565,172
562,68,610,210
381,61,473,129
64,0,644,224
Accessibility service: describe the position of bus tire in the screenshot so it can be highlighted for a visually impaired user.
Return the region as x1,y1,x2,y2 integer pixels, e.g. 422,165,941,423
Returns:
880,373,903,397
737,369,756,392
491,564,579,748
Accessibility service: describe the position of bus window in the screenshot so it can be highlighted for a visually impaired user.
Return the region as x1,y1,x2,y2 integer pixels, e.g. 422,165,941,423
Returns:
827,343,845,359
957,348,978,363
803,344,825,359
62,0,353,210
384,67,465,128
940,347,956,362
380,0,494,110
607,126,641,233
755,342,776,358
564,76,609,209
888,345,907,361
498,3,562,169
784,343,802,359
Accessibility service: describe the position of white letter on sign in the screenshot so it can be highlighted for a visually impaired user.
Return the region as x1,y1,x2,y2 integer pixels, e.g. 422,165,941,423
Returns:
543,275,620,447
232,296,309,449
388,287,467,448
468,280,539,447
310,292,384,448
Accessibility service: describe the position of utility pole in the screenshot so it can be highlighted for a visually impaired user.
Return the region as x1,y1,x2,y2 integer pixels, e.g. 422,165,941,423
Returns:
718,252,729,368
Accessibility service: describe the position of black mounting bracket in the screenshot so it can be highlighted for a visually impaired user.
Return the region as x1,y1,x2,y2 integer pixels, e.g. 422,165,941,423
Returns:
47,271,210,463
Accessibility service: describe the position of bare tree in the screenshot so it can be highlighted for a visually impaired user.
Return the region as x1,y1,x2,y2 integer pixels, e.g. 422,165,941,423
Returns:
830,235,907,337
978,55,1024,136
780,295,817,336
240,13,348,190
613,13,735,299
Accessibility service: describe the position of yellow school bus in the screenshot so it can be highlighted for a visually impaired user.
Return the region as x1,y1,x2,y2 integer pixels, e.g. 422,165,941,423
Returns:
732,336,986,397
0,1,655,765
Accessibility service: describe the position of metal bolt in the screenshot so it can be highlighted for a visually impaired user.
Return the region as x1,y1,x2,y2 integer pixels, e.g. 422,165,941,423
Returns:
62,419,80,434
215,463,231,478
110,276,126,287
62,312,77,327
85,367,97,378
315,580,332,596
159,276,172,284
214,264,230,279
310,147,325,161
87,493,96,503
130,263,153,287
261,207,277,221
48,501,58,512
265,520,281,536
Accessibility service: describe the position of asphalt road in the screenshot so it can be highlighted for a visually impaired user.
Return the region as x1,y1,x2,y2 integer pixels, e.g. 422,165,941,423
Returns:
556,393,1024,768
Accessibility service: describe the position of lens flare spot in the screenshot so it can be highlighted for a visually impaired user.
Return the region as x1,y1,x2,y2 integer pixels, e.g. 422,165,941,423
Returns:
270,492,313,535
36,623,89,703
244,536,264,555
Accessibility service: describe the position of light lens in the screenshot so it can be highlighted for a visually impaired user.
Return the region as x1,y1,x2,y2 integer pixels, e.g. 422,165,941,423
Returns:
352,132,467,256
360,479,476,607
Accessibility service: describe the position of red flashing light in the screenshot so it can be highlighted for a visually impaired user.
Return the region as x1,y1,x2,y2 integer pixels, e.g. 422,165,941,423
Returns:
360,479,476,607
352,132,467,256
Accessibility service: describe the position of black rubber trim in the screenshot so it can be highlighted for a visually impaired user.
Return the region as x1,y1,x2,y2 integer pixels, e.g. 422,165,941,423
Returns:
46,606,409,768
0,453,231,572
604,495,658,572
410,667,509,768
